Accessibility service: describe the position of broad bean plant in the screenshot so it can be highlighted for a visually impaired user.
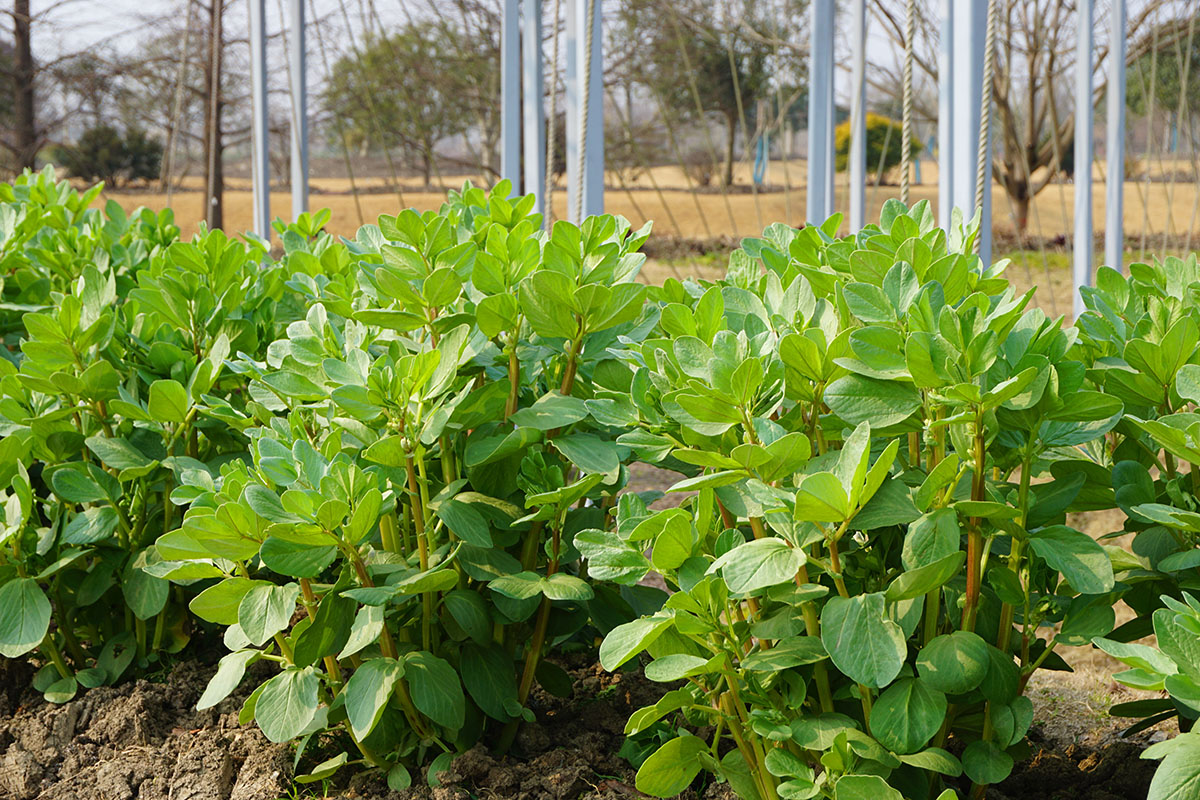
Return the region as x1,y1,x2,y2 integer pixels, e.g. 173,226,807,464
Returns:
153,184,659,786
3,170,1196,798
587,202,1121,800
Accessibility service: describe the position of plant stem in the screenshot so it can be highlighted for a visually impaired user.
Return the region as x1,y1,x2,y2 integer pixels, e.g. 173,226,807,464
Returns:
405,452,433,652
300,578,344,692
349,555,399,660
505,340,520,419
560,329,584,396
794,565,834,713
41,634,72,680
961,414,987,633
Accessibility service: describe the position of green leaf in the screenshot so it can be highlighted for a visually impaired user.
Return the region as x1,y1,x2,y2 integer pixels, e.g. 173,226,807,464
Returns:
519,270,578,339
122,558,169,620
405,651,465,730
149,379,189,423
294,592,356,668
85,436,154,471
509,392,589,430
711,538,806,594
259,533,337,578
460,643,519,721
554,434,620,481
297,753,349,784
962,740,1014,785
442,589,491,644
916,631,990,695
435,499,492,548
824,374,921,427
1148,734,1200,800
820,593,906,688
344,657,404,739
869,677,947,754
600,613,675,670
885,552,965,602
635,735,707,797
62,507,119,544
255,667,320,743
198,649,259,710
898,748,963,777
1028,525,1115,594
741,637,827,671
238,583,300,647
190,578,258,625
542,572,594,601
835,775,903,800
902,509,960,570
644,654,712,682
0,578,51,657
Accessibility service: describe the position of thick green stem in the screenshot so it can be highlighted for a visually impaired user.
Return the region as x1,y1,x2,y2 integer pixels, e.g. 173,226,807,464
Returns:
505,342,521,419
560,329,583,396
42,634,72,680
794,565,834,713
405,453,433,651
961,415,987,633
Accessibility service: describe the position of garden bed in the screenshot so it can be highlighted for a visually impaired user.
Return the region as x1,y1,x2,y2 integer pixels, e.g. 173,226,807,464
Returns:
0,650,1162,800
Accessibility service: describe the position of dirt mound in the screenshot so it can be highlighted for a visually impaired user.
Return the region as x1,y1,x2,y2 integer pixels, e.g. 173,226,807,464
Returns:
0,650,1164,800
991,737,1157,800
334,658,729,800
0,661,290,800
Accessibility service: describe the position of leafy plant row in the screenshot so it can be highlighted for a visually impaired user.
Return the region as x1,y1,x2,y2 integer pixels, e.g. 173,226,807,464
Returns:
0,166,1196,800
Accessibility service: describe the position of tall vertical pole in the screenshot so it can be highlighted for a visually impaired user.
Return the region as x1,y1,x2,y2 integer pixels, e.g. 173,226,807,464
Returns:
950,0,990,263
807,0,835,223
1105,0,1126,273
287,0,307,220
1074,0,1094,318
522,0,546,215
502,0,522,192
249,0,270,238
565,0,579,221
849,0,866,232
937,0,954,231
577,0,604,218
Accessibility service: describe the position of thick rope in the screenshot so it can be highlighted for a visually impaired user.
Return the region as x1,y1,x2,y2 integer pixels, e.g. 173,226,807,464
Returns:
974,0,999,254
899,0,915,205
574,0,597,221
544,0,563,230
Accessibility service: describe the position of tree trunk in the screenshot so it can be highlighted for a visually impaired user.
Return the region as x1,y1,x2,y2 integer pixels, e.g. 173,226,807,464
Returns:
724,113,736,187
13,0,36,170
1013,193,1030,238
204,0,224,230
422,149,433,187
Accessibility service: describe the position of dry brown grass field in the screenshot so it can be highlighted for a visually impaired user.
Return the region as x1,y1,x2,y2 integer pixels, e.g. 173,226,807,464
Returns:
105,158,1200,245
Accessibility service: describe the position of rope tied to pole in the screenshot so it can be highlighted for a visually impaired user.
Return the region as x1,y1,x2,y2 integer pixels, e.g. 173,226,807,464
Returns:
900,0,915,205
544,0,563,230
974,0,999,254
574,0,597,221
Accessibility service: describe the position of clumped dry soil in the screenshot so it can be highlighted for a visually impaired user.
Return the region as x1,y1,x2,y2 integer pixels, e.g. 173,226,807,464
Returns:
0,658,291,800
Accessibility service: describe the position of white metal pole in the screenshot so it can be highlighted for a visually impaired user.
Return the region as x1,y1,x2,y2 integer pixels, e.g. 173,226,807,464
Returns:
1105,0,1126,272
249,0,270,237
1074,0,1094,318
849,0,866,232
579,0,604,218
287,0,307,220
937,0,954,231
565,0,578,221
522,0,545,215
502,0,522,192
807,0,835,223
950,0,989,264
